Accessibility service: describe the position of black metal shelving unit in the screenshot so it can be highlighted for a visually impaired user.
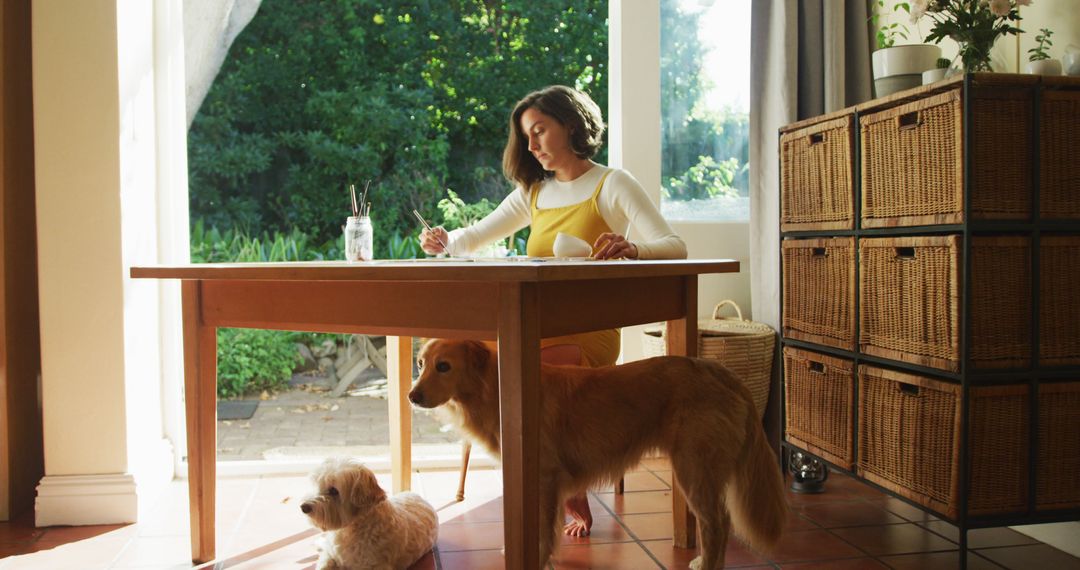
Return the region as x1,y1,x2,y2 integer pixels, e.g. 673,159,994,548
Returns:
776,73,1080,569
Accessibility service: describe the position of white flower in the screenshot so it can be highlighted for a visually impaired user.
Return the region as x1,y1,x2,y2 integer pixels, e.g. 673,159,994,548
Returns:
910,0,930,22
989,0,1012,16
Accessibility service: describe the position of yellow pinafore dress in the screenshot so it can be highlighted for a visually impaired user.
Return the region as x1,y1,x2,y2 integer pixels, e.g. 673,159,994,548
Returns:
525,169,621,367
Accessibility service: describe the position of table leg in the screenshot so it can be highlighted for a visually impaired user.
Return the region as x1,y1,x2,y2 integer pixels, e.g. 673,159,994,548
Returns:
667,276,698,549
388,336,413,493
497,282,542,570
181,281,217,563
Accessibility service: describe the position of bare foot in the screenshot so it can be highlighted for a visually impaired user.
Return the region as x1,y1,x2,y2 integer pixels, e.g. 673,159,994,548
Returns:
563,492,592,537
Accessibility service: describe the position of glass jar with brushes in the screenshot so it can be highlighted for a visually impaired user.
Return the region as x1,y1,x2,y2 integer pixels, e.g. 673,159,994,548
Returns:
345,182,374,261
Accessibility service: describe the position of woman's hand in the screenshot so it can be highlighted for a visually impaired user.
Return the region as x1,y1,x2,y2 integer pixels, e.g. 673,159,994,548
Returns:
419,226,450,255
592,232,638,260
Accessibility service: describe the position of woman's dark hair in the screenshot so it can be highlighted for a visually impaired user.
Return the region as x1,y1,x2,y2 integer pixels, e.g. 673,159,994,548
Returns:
502,85,606,191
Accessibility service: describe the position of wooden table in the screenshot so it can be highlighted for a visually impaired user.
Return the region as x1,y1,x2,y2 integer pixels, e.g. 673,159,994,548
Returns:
130,258,739,568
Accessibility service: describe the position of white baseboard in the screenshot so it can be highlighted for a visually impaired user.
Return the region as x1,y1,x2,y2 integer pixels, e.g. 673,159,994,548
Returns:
35,473,138,526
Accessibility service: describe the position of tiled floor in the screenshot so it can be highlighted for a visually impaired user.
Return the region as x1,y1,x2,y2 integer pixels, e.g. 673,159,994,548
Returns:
2,460,1078,569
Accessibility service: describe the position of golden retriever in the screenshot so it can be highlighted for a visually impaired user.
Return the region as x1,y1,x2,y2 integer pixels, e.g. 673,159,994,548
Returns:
408,339,787,569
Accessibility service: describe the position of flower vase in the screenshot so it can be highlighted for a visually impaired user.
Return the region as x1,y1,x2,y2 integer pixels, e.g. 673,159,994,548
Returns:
955,40,994,73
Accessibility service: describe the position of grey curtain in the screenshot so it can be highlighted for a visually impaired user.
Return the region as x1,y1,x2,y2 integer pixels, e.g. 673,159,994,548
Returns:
749,0,873,330
749,0,873,450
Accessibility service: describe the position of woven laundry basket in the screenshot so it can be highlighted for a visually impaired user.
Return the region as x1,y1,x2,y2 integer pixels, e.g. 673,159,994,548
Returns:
643,300,775,419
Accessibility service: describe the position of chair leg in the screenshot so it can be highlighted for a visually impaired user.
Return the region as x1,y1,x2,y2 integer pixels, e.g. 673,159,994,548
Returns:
456,441,472,502
614,475,625,495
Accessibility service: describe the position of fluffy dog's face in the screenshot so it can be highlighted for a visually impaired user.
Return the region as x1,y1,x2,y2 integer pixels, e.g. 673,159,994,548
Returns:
300,458,387,531
408,339,490,409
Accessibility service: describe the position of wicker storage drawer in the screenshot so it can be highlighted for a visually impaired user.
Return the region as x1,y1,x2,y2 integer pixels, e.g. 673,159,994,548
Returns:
1041,90,1080,219
857,366,1029,519
860,235,1031,371
861,88,1033,228
783,347,854,469
1038,381,1080,511
1040,235,1080,366
782,237,855,350
780,116,854,231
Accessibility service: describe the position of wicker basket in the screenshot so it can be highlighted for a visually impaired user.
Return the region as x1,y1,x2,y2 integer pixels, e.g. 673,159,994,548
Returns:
783,347,854,469
860,87,1032,228
643,300,774,419
969,236,1032,369
1038,381,1080,511
780,115,854,231
857,365,1029,519
860,236,961,371
782,237,855,350
1041,90,1080,219
860,235,1031,372
1040,235,1080,366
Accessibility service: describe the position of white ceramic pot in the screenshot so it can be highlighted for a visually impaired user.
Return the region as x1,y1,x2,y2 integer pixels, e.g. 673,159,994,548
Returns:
1026,59,1063,76
922,68,948,85
875,74,922,98
872,44,943,79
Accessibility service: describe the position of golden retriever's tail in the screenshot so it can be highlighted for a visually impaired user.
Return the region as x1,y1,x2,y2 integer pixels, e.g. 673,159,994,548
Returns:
726,414,788,553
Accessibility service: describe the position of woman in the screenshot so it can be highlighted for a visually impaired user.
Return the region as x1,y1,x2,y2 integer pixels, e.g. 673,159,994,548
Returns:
420,85,687,536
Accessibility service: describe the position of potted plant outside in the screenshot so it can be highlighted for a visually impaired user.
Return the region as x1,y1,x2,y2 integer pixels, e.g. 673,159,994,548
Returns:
1026,28,1062,76
871,1,942,97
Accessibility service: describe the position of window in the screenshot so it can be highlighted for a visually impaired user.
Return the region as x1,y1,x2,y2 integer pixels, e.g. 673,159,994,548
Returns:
660,0,750,221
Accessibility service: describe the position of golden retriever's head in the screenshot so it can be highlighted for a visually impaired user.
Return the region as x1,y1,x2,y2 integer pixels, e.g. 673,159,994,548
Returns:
300,457,386,530
408,339,491,409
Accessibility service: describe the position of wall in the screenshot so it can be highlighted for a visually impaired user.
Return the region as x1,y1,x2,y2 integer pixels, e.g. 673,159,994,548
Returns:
32,0,179,525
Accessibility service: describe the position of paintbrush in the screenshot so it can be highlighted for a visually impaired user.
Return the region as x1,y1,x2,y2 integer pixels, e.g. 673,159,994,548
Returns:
412,209,449,252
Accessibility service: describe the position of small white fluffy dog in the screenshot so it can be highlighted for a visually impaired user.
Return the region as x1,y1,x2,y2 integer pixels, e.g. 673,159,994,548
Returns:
301,457,438,569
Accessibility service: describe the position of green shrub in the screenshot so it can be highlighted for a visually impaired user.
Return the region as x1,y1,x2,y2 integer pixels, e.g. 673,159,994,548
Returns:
216,328,302,399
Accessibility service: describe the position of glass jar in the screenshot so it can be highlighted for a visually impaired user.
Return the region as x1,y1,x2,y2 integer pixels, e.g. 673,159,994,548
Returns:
344,215,373,261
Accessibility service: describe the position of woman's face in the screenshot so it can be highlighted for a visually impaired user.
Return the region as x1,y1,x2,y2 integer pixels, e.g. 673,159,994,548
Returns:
519,107,575,174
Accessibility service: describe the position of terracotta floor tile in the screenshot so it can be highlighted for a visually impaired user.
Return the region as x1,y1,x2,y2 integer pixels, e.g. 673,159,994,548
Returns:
35,524,133,544
785,486,867,507
559,515,633,546
652,470,673,487
879,550,1005,570
977,544,1080,570
436,521,504,552
785,509,821,532
437,548,505,570
109,535,192,567
769,529,865,563
861,496,940,523
777,557,889,569
438,496,504,524
641,536,768,568
619,513,674,541
824,473,894,499
830,523,956,556
798,500,906,528
0,511,44,544
552,541,660,569
610,470,671,493
596,490,675,516
918,521,1040,549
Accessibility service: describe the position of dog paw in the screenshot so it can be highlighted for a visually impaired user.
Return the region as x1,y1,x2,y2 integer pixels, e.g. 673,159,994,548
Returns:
688,556,703,570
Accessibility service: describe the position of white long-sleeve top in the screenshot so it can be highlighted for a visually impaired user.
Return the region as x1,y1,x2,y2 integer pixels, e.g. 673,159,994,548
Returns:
445,164,687,260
